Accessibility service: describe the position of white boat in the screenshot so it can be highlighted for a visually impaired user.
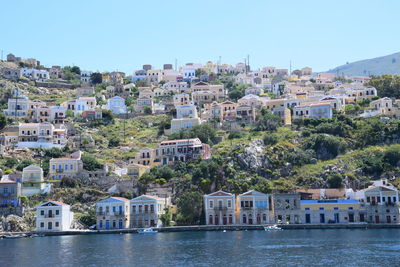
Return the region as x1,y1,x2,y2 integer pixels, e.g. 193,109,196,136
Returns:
264,225,282,231
138,228,158,234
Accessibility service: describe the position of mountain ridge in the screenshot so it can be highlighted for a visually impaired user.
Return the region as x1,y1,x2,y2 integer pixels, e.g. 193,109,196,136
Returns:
326,52,400,76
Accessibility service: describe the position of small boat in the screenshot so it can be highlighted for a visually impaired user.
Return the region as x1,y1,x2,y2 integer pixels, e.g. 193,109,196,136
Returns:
264,225,282,231
138,228,158,234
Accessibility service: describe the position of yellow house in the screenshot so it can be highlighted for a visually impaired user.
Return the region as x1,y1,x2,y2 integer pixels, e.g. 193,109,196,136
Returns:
300,199,365,224
49,151,83,180
126,163,150,178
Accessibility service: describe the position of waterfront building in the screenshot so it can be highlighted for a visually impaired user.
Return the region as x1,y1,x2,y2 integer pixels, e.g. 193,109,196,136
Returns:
301,199,366,224
96,197,130,230
204,191,236,225
238,190,270,225
35,201,74,231
356,182,399,224
272,193,302,224
129,195,170,228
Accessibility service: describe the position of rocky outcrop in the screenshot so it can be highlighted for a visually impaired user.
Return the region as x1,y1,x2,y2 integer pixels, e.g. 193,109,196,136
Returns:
0,213,34,232
237,139,270,173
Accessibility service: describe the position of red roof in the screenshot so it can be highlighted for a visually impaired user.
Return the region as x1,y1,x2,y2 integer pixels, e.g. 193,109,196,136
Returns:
110,197,129,202
0,179,17,184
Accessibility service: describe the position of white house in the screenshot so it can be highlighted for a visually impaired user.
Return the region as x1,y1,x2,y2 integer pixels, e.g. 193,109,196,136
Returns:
35,201,74,231
204,191,236,225
81,70,93,83
103,96,127,114
96,197,130,230
129,195,170,228
238,190,270,225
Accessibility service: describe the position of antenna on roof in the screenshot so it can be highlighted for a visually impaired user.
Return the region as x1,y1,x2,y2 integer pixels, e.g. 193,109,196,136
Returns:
290,60,292,75
247,54,250,72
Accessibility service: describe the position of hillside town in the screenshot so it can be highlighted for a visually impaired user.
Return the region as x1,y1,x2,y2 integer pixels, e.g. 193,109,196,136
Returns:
1,52,400,232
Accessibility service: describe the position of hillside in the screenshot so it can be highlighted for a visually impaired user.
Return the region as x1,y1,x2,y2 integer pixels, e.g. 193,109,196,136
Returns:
326,52,400,76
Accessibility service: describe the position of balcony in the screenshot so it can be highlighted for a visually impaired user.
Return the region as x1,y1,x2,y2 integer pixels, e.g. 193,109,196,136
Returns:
56,169,64,173
214,206,228,211
44,214,55,218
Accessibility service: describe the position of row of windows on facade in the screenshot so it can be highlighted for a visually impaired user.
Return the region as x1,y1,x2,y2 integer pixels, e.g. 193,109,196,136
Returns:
39,221,60,228
52,164,75,170
98,204,161,214
366,196,397,203
21,130,51,135
2,187,16,194
304,207,355,211
209,200,232,208
39,209,60,216
240,200,268,209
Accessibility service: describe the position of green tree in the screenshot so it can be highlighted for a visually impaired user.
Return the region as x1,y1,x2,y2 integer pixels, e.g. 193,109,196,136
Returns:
4,158,18,168
60,177,79,188
90,72,103,85
81,153,103,171
254,109,282,131
144,106,152,114
108,136,121,148
160,211,172,226
327,174,343,188
0,113,6,130
176,191,203,225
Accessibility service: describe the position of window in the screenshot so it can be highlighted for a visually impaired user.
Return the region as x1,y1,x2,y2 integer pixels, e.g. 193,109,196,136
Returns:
334,207,339,210
348,207,353,210
132,205,136,213
55,222,59,227
209,201,213,208
56,210,59,215
40,222,44,228
227,200,231,208
41,210,44,215
305,207,310,210
319,207,324,210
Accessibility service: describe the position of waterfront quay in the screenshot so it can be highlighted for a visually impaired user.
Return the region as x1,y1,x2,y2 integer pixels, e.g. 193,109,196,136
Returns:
2,223,400,238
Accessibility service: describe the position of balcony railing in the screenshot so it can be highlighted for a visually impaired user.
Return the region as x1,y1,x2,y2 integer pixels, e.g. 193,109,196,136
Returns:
214,206,228,211
44,214,56,218
56,169,64,173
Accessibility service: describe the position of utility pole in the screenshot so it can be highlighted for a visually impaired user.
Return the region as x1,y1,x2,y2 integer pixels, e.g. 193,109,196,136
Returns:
123,111,127,143
247,54,250,72
289,60,292,75
14,87,19,122
175,59,178,71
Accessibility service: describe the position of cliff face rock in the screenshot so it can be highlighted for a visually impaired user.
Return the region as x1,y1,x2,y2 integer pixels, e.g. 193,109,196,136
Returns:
237,139,270,173
0,214,33,232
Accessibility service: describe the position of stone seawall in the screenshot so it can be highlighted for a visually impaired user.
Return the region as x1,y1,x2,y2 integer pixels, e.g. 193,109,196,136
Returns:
2,223,400,237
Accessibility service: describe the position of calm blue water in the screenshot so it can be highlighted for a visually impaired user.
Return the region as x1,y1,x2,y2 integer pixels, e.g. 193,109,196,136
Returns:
1,229,400,266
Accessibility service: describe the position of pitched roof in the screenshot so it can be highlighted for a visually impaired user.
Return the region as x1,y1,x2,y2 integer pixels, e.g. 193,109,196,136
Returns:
0,179,17,184
131,195,163,201
207,190,233,197
39,200,69,207
240,189,267,196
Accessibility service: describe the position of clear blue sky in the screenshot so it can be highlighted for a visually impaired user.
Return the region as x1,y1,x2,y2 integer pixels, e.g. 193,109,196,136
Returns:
1,0,399,74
